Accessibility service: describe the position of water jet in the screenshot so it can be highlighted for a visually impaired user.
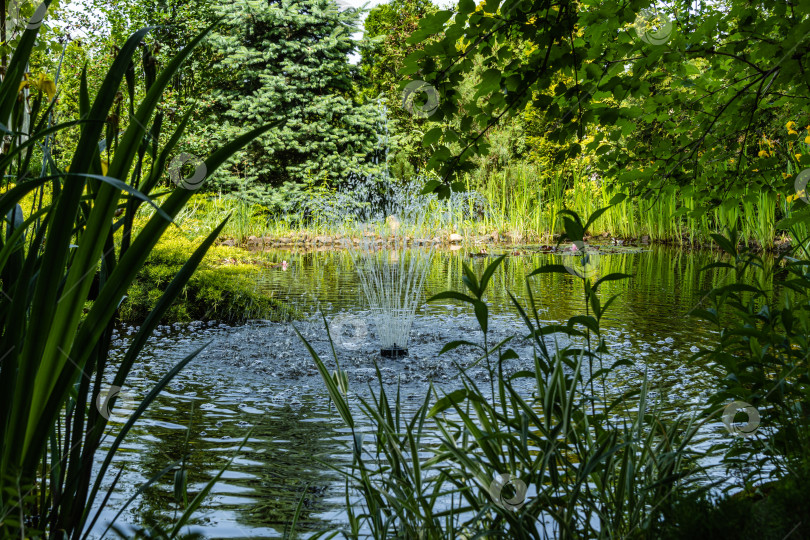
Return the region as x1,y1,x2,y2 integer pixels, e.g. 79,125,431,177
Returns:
352,240,433,358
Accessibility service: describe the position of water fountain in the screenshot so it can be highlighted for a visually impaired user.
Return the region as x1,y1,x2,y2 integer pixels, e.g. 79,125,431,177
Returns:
352,240,433,357
303,101,454,356
344,102,438,357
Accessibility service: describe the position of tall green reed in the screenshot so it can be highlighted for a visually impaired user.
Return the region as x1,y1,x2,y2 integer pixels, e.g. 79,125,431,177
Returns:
168,155,795,249
690,227,810,485
0,9,273,537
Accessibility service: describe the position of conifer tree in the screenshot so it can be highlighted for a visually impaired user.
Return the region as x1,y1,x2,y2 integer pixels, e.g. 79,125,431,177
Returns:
208,0,381,203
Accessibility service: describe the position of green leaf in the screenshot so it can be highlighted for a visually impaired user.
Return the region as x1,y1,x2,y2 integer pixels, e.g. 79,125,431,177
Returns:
473,300,488,334
583,206,611,232
421,179,442,194
427,291,475,304
428,389,468,417
594,273,633,289
479,68,502,94
700,261,734,272
568,315,599,335
709,233,737,255
528,264,571,276
438,340,479,355
479,254,506,295
423,127,443,146
458,0,475,14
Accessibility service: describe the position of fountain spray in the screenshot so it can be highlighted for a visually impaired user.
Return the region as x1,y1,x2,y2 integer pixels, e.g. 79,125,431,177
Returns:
352,240,433,357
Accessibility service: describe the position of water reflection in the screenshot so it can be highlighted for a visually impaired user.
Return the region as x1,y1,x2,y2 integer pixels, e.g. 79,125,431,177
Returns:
95,244,764,538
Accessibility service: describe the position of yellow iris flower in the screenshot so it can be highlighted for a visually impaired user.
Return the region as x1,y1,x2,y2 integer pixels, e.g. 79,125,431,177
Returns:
18,73,56,101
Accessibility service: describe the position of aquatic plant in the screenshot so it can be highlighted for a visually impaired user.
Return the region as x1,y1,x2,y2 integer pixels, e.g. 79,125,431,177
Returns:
183,153,795,251
0,8,273,537
302,208,707,538
690,227,810,484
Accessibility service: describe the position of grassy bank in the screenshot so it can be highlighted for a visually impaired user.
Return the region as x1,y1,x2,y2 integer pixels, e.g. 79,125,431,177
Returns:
167,165,805,252
7,185,292,325
118,229,293,324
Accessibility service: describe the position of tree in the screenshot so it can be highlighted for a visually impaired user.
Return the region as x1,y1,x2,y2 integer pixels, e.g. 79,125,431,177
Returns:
361,0,436,99
206,0,382,202
360,0,437,179
404,0,810,212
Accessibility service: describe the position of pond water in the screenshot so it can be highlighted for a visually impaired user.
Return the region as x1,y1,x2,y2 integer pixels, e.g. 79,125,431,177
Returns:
93,244,756,538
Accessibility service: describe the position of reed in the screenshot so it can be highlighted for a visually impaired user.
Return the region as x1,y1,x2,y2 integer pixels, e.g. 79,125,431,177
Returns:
170,156,794,251
689,230,810,495
0,12,271,536
301,209,708,538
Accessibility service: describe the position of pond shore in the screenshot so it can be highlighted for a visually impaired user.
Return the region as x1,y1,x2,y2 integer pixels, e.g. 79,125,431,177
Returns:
123,230,792,327
218,230,793,253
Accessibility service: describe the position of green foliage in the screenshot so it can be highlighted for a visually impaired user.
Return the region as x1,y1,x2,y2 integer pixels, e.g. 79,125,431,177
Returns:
657,463,810,540
301,209,705,538
406,0,810,210
360,0,438,178
120,232,291,324
0,0,64,67
0,12,271,536
690,230,810,480
404,0,587,188
361,0,436,100
205,0,382,197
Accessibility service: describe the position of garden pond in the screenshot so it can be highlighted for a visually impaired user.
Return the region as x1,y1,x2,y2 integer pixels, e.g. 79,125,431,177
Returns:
92,243,759,538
